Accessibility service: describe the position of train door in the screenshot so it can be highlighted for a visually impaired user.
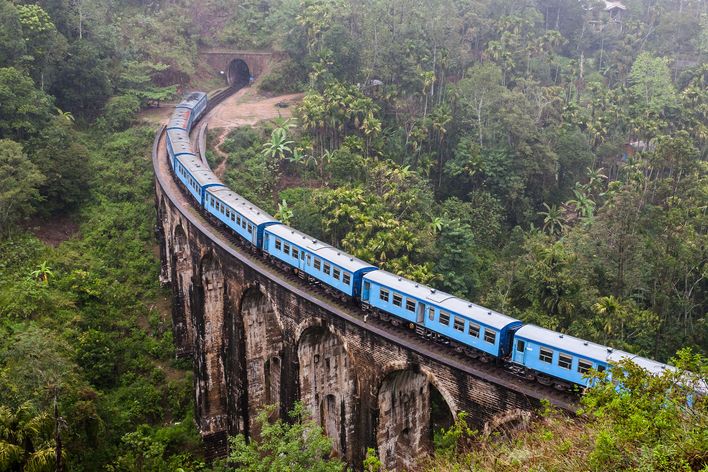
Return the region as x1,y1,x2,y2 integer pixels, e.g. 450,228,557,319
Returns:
416,303,425,324
513,339,526,364
362,281,371,301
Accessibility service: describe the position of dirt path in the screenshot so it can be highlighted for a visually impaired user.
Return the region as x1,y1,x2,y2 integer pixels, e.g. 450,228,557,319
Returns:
200,87,304,177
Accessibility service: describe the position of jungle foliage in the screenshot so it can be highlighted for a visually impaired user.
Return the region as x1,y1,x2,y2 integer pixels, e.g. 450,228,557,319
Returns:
0,0,706,470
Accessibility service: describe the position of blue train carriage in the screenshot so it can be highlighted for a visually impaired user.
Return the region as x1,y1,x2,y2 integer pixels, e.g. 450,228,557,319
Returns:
606,350,675,379
168,108,191,131
361,270,522,358
176,92,208,129
511,325,621,388
263,224,377,298
165,129,193,170
205,187,279,248
174,153,223,206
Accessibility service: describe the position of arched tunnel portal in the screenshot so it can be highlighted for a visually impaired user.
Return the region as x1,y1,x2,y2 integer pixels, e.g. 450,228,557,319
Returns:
226,59,250,87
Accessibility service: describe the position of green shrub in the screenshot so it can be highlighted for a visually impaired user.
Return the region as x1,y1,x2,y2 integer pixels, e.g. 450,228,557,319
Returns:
258,59,306,94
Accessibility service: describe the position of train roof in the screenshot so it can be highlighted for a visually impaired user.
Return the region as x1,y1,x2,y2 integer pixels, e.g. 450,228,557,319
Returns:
363,270,522,330
177,154,222,187
515,325,612,361
168,113,189,130
207,187,278,226
177,91,207,110
166,129,192,155
607,350,675,375
266,224,377,273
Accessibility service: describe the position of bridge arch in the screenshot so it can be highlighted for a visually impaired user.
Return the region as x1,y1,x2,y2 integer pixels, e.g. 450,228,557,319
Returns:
158,196,171,284
195,250,228,433
240,284,284,434
375,366,455,470
226,58,250,87
297,324,358,461
171,224,194,355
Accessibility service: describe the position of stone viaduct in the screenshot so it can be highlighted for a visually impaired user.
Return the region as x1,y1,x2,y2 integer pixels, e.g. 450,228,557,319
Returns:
153,95,576,469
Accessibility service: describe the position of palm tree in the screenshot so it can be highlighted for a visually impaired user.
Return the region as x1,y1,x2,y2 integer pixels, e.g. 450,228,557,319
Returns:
538,203,565,236
0,403,57,472
275,200,294,225
55,107,74,123
30,262,53,285
429,217,443,235
566,188,596,220
262,128,293,162
585,167,608,195
286,147,308,166
593,295,627,344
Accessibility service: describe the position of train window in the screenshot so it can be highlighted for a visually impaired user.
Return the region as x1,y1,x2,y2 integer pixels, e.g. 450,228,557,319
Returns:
577,360,593,375
379,288,389,302
484,330,496,344
453,316,465,332
333,268,340,279
468,323,480,338
237,216,241,225
323,263,331,275
275,239,282,250
558,354,572,370
210,197,214,205
226,209,230,217
247,224,253,233
231,214,235,222
284,244,291,254
516,340,525,352
439,311,450,326
406,299,415,312
241,220,246,229
392,294,402,307
292,248,299,259
428,307,435,320
597,365,606,373
539,348,553,364
342,273,351,285
314,258,321,270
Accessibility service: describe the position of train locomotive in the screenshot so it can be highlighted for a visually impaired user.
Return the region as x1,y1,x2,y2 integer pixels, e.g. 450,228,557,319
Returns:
165,91,674,392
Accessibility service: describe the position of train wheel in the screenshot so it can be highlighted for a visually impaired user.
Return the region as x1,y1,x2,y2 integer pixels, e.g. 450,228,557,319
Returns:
463,348,479,359
536,375,553,386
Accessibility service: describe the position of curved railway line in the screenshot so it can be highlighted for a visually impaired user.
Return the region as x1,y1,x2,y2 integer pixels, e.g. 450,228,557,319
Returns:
152,86,579,413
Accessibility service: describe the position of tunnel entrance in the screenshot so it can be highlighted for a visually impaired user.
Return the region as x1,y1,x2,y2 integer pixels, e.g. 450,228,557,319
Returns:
227,59,250,87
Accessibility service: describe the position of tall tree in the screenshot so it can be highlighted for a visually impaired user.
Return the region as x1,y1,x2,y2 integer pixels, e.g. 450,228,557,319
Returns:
0,140,44,236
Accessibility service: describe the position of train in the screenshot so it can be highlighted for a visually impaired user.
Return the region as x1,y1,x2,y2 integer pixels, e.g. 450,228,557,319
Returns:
165,91,673,391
